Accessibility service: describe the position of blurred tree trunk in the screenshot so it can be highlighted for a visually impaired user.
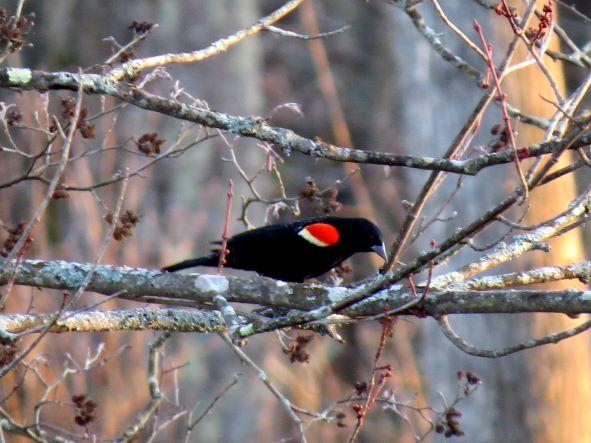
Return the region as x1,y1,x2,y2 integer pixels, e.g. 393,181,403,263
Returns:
385,1,591,441
5,1,266,441
502,2,591,442
388,2,537,441
290,2,430,441
162,1,269,441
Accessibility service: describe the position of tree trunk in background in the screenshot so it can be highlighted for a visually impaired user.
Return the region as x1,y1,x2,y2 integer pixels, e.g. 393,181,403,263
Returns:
293,3,431,441
388,3,538,441
501,3,591,441
8,1,267,441
159,1,269,441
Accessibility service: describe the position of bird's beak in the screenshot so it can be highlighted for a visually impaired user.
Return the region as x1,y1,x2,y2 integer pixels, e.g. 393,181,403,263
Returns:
371,242,387,262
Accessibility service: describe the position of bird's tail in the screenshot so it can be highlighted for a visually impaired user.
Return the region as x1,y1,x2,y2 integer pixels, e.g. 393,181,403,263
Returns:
161,255,218,272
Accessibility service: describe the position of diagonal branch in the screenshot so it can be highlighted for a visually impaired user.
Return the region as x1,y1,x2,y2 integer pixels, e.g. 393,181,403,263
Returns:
106,0,305,81
1,69,589,178
432,184,591,287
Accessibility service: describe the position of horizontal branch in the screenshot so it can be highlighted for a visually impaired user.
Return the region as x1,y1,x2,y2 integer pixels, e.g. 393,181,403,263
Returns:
0,259,338,310
0,308,225,333
3,284,591,335
1,68,589,176
2,260,591,330
451,261,591,290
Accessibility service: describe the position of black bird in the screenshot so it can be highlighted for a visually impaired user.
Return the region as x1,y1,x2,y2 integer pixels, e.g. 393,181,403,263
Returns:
162,216,386,282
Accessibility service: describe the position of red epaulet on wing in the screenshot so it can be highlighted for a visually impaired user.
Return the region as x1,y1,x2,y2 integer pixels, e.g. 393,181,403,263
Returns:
298,222,339,247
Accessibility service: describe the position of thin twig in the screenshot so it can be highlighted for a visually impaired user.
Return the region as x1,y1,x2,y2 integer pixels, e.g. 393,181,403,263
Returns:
119,333,170,442
187,375,239,431
264,24,350,40
106,0,305,81
437,315,591,358
218,179,234,273
474,19,528,200
220,333,308,443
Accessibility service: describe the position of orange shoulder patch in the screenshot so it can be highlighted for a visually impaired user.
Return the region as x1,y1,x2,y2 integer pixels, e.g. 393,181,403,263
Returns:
299,223,340,247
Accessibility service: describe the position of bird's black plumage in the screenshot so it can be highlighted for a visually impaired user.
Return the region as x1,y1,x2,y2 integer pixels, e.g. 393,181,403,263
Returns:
162,216,386,282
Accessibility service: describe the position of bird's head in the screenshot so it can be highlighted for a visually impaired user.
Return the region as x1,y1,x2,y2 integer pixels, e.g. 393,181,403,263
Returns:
344,218,387,261
299,217,386,261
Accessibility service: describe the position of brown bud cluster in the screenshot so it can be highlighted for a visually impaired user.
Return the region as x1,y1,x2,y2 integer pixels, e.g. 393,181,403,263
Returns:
77,112,96,139
283,334,313,364
334,411,347,428
119,48,135,63
0,336,17,367
457,370,481,386
0,8,34,53
50,98,95,139
354,381,368,396
299,176,342,214
106,210,141,241
129,20,154,34
435,406,465,438
72,394,98,426
490,123,511,152
1,221,32,257
136,132,165,155
52,182,70,200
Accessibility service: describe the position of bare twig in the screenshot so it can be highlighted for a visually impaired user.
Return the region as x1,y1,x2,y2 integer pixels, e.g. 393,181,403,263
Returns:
220,333,308,443
218,179,234,273
186,375,239,431
437,315,591,358
348,319,394,443
474,19,528,199
264,24,350,40
119,333,171,443
106,0,305,81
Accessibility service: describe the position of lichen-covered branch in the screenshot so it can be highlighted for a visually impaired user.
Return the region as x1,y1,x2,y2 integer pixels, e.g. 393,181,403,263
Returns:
0,258,343,310
3,260,591,337
1,290,590,332
0,308,226,334
432,187,591,287
448,261,591,290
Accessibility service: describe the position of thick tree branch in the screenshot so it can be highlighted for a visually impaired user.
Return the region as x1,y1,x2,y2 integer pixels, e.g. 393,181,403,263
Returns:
0,308,225,334
3,260,591,336
2,284,591,335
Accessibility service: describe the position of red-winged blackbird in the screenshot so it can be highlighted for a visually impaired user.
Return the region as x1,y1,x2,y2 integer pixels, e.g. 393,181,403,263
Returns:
162,216,386,282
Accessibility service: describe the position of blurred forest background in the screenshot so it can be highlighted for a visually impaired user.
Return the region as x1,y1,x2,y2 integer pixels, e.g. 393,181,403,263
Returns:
2,0,591,441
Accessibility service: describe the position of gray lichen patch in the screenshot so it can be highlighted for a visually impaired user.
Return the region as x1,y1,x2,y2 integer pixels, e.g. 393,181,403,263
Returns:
194,274,229,294
6,68,32,84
